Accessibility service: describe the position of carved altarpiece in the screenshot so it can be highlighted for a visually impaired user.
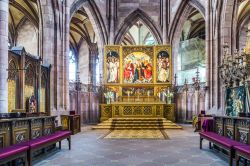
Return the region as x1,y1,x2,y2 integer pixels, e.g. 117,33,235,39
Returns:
100,45,175,121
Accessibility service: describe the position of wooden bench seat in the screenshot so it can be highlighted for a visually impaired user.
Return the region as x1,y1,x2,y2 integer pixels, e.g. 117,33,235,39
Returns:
200,132,244,166
235,145,250,166
0,145,29,165
20,131,71,166
20,131,71,149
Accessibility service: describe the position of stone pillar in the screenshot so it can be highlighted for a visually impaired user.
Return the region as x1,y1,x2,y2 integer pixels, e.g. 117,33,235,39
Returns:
162,0,169,44
0,0,9,113
205,0,212,111
40,1,58,115
63,1,70,111
109,0,115,44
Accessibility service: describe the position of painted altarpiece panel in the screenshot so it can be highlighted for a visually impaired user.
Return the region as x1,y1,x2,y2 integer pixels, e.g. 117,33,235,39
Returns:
104,46,120,84
122,46,154,84
225,86,246,116
103,45,172,97
155,45,172,83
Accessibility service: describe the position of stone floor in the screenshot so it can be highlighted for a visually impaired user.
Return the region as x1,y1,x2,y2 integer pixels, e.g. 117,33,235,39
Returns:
35,125,228,166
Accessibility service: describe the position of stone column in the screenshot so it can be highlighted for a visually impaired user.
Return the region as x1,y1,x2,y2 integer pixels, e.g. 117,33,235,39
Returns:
109,0,115,44
0,0,9,113
162,0,169,44
63,1,70,111
40,1,56,114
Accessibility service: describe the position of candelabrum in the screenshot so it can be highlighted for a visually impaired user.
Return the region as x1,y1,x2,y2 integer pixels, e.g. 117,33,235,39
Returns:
219,43,250,87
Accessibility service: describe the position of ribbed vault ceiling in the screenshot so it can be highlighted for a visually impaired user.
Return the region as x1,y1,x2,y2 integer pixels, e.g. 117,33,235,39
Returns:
8,0,38,45
70,7,95,54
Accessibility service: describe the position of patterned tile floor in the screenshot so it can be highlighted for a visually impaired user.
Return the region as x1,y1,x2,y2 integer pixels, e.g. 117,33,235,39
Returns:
103,130,167,139
35,125,228,166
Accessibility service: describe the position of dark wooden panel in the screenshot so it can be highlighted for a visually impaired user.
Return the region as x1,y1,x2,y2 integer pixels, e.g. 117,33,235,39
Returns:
0,122,11,148
61,115,81,135
0,116,56,147
12,120,30,144
214,116,250,145
30,118,43,139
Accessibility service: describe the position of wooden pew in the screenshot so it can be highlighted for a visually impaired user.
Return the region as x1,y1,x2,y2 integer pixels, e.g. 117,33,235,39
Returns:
199,116,250,166
0,115,72,165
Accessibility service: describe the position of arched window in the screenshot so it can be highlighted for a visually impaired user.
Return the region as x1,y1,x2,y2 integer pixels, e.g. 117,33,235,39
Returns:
121,20,156,45
177,8,206,85
69,50,77,81
96,57,100,84
238,1,250,52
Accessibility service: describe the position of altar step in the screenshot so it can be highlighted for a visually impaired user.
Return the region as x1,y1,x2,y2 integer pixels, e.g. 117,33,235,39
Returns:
92,118,182,130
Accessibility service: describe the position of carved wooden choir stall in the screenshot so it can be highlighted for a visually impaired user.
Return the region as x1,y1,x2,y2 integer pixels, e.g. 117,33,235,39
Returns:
0,114,71,166
8,47,50,114
0,47,73,166
200,116,250,166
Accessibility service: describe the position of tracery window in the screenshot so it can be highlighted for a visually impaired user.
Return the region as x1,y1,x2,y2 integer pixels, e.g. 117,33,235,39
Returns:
121,20,156,45
69,50,77,81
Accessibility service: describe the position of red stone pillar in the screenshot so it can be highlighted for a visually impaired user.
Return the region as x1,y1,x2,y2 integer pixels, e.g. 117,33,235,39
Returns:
0,0,9,113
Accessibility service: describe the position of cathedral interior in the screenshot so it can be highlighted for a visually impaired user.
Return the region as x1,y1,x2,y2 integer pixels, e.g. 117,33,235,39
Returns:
1,0,250,166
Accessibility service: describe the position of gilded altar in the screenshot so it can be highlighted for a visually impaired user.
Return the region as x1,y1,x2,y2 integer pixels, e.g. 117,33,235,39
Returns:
100,101,175,122
101,45,175,122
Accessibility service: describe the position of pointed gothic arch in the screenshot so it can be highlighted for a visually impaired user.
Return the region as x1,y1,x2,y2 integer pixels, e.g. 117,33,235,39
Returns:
114,9,162,45
70,0,108,45
236,1,250,49
169,0,205,44
189,0,205,18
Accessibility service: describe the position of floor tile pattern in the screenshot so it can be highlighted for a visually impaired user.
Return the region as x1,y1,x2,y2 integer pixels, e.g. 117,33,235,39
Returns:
34,125,228,166
103,130,167,139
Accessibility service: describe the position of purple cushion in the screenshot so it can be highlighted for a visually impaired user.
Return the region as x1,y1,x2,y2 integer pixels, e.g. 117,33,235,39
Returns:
19,131,71,149
200,132,244,148
0,145,29,160
234,146,250,155
202,119,214,132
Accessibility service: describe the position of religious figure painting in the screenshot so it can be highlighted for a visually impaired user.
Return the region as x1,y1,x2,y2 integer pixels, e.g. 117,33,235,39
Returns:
122,87,154,96
123,52,153,83
106,51,119,83
225,86,246,116
157,51,170,83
